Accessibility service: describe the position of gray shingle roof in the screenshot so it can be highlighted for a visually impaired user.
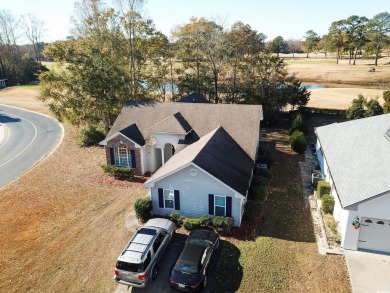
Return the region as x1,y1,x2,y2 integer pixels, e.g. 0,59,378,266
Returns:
147,112,192,135
119,124,145,146
106,101,263,160
316,114,390,207
177,92,210,103
145,126,254,195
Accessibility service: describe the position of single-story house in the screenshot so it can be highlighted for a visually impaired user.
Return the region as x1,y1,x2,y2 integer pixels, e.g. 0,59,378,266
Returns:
101,99,263,226
315,113,390,253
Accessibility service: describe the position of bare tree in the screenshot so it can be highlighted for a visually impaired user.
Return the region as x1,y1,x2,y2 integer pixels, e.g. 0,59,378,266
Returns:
0,10,22,84
287,38,301,58
23,13,45,64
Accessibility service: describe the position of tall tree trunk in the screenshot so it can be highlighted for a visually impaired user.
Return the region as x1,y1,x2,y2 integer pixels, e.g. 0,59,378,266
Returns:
375,44,380,66
306,51,309,58
353,48,358,65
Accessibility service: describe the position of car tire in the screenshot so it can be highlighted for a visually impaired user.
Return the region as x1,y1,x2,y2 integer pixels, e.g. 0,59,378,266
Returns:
152,266,158,280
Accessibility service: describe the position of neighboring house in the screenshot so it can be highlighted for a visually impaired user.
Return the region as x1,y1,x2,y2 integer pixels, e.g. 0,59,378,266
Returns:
100,100,263,226
0,79,6,88
177,92,210,103
315,114,390,253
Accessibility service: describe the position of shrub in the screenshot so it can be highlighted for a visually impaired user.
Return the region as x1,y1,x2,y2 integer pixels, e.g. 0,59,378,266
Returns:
101,164,134,180
243,200,262,221
183,218,201,231
366,98,384,117
289,113,307,135
384,90,390,113
257,141,275,167
212,216,234,233
168,211,182,226
290,130,307,154
134,197,152,222
256,168,272,179
78,126,105,147
251,186,269,203
317,180,331,198
251,175,269,187
199,214,212,226
322,195,335,214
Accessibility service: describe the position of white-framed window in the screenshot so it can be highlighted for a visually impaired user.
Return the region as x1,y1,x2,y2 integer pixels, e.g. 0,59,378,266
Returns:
114,142,131,167
163,189,175,209
214,195,226,216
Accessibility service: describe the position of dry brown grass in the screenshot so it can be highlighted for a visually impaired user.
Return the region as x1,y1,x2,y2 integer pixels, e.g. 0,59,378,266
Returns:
0,89,147,292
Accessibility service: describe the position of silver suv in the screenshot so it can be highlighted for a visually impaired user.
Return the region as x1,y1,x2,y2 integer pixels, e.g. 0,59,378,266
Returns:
114,218,176,287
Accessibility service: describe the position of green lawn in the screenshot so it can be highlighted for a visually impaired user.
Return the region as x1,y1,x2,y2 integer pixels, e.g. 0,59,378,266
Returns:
14,84,40,90
215,126,350,292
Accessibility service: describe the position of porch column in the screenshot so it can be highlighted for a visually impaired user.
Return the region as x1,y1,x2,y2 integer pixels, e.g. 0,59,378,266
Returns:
161,148,165,165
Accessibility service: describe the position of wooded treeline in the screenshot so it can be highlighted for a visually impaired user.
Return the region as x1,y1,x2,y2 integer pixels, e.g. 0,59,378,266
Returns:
39,0,310,132
269,12,390,65
0,10,48,85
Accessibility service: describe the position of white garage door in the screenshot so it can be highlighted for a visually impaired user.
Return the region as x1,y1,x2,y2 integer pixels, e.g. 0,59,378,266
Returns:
358,217,390,253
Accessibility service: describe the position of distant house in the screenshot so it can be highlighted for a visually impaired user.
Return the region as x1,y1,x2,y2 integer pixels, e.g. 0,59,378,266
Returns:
0,79,6,89
315,114,390,253
100,98,263,226
177,92,210,103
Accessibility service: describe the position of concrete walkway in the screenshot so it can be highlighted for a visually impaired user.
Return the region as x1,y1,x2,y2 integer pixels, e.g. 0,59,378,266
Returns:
344,249,390,293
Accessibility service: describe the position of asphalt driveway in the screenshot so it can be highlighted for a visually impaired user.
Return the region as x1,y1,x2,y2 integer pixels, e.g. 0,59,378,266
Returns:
115,233,220,293
344,249,390,293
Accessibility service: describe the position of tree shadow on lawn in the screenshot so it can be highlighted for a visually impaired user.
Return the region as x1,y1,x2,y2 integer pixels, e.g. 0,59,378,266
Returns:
0,112,21,123
214,240,243,293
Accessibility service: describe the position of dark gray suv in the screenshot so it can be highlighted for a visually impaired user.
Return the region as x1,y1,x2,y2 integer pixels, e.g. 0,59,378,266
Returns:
114,218,176,287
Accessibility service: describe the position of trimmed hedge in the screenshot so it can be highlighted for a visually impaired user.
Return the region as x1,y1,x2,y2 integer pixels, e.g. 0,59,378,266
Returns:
212,216,234,229
251,175,269,187
134,197,152,222
384,90,390,113
251,185,268,203
101,164,134,180
183,218,201,231
317,180,331,198
78,126,105,147
243,200,262,221
322,195,335,214
199,214,212,226
290,130,307,154
289,113,307,134
256,168,272,179
168,211,182,226
257,141,275,167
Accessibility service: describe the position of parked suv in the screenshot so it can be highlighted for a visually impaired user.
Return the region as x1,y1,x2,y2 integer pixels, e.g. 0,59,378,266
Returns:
114,218,176,287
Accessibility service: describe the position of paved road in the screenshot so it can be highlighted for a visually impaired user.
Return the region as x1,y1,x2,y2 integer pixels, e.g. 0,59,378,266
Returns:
0,105,63,188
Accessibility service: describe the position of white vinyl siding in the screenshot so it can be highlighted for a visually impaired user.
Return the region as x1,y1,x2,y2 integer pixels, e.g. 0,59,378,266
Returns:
150,165,242,226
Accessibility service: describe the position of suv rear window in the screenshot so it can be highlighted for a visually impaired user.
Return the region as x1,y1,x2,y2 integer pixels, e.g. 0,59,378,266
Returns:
116,261,142,272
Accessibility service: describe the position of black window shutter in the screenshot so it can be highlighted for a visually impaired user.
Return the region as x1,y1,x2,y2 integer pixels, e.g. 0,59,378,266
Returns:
109,148,115,165
174,190,180,210
226,197,232,217
130,150,136,168
208,194,214,215
158,188,164,208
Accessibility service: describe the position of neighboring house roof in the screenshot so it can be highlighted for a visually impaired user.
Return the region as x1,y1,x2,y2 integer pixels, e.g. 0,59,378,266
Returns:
119,123,145,146
147,112,192,135
177,92,210,103
105,101,263,160
316,114,390,207
145,126,254,196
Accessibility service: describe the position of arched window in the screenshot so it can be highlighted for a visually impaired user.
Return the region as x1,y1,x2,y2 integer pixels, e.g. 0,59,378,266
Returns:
114,142,131,167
